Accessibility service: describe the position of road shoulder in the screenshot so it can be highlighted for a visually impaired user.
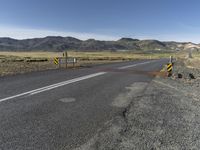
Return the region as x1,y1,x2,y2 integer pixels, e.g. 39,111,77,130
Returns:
75,64,200,150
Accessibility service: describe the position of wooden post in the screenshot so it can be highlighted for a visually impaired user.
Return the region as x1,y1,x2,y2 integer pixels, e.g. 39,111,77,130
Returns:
65,51,68,69
58,57,61,68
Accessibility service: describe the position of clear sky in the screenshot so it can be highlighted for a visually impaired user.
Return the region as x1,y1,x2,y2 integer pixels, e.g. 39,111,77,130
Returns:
0,0,200,43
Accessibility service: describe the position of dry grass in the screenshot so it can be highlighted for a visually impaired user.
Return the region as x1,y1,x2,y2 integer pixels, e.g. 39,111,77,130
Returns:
68,51,175,60
0,51,176,60
0,51,63,58
176,51,200,69
0,51,176,76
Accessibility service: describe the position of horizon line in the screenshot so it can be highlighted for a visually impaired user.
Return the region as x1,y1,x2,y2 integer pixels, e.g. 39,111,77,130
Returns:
0,36,196,44
0,26,199,44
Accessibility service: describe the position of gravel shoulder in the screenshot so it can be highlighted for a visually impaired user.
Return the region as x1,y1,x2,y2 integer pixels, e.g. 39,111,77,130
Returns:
75,59,200,150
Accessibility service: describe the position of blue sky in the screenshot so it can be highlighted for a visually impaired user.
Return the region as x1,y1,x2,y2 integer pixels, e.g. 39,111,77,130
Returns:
0,0,200,43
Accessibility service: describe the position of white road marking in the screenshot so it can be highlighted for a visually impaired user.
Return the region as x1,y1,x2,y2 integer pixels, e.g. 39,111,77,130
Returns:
29,72,106,95
0,60,160,102
118,60,158,69
0,72,106,102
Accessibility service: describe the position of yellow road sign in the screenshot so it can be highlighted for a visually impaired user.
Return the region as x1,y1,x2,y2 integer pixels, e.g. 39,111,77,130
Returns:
54,57,59,65
167,63,173,72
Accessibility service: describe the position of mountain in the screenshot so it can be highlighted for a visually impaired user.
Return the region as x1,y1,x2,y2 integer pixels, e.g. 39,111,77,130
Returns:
0,36,199,52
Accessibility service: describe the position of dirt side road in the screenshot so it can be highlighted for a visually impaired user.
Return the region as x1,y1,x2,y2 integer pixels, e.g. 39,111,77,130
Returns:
76,60,200,150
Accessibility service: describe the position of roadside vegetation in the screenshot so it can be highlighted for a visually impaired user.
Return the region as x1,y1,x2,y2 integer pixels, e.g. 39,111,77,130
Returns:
0,51,175,76
176,50,200,69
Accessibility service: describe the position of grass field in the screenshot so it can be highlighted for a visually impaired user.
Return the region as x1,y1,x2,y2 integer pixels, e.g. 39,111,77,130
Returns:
0,51,176,59
175,50,200,69
0,51,176,76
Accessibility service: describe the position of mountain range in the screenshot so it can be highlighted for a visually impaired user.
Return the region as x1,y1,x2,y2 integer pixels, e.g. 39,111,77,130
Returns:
0,36,199,52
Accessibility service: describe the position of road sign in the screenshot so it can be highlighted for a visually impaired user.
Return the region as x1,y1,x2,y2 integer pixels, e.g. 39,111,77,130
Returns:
54,56,77,68
58,57,77,64
54,57,59,65
167,63,173,72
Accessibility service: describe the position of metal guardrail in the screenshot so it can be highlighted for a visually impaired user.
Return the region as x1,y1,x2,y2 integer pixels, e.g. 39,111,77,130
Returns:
54,56,77,68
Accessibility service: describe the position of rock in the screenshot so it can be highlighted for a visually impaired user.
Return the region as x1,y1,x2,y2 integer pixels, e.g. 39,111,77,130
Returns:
189,73,195,79
178,73,183,79
168,72,172,77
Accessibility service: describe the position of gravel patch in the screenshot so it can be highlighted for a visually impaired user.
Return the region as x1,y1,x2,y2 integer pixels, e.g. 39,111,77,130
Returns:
75,59,200,150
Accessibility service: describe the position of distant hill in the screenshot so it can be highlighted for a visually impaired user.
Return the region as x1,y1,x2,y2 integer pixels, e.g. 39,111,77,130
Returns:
0,36,199,52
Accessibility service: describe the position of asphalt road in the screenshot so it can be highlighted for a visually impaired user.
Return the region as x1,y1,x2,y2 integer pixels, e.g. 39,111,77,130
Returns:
0,59,167,150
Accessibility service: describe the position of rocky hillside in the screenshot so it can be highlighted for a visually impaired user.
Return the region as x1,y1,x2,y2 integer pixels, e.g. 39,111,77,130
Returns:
0,36,199,51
